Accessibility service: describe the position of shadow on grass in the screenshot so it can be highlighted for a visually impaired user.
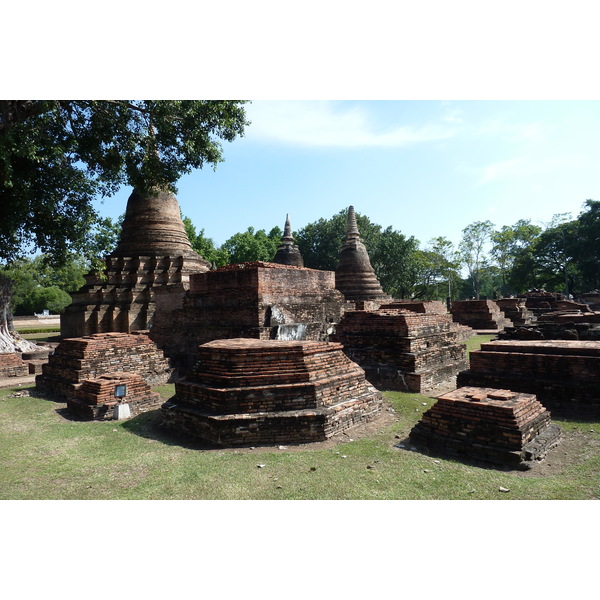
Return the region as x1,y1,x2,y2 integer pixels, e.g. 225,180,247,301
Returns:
120,409,222,451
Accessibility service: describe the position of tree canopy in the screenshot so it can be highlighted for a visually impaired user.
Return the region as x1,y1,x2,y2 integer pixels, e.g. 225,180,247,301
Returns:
0,100,249,264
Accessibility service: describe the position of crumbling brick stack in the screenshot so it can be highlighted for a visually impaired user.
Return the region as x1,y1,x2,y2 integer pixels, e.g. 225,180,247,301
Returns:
457,339,600,417
495,298,536,326
36,332,173,401
0,353,29,378
409,386,561,469
450,300,513,331
67,372,161,420
330,308,468,393
150,262,345,372
161,338,383,446
499,310,600,341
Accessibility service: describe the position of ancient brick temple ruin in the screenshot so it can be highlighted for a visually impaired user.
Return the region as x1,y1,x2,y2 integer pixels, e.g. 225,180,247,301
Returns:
450,299,513,331
61,187,210,338
457,339,600,417
67,372,161,420
36,332,172,408
410,386,561,469
335,206,390,307
0,352,29,378
331,302,468,394
150,261,346,371
272,215,304,267
495,298,535,327
161,338,383,446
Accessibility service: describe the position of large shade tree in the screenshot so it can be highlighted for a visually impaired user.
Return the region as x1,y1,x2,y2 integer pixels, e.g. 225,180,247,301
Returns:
0,99,249,350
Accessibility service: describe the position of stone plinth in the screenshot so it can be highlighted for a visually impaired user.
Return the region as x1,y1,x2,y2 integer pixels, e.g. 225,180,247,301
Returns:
450,300,513,331
330,308,468,393
160,338,383,446
409,386,561,469
335,206,390,304
67,372,161,420
61,188,210,338
150,261,346,372
457,339,600,417
0,353,29,378
36,332,173,401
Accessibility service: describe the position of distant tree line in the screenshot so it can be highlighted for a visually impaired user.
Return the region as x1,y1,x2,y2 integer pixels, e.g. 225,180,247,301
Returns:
2,200,599,315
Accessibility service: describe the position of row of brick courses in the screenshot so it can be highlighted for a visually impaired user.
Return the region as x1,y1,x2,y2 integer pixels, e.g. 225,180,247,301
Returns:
331,308,468,393
410,387,561,468
495,298,536,326
457,340,600,416
161,339,383,446
0,353,29,378
450,300,513,330
36,332,173,400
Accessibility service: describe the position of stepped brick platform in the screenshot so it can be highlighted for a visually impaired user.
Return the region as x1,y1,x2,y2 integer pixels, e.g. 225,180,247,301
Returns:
457,339,600,417
161,338,383,446
67,372,161,420
0,353,29,378
409,386,561,469
335,207,390,304
330,308,468,393
495,298,536,326
450,300,513,331
36,332,173,401
61,187,210,338
151,261,345,372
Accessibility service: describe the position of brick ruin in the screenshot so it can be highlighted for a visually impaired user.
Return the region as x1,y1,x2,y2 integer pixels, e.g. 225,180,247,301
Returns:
499,309,600,341
272,214,304,267
150,261,346,372
409,386,561,469
0,352,29,378
450,299,513,331
67,372,161,420
495,298,536,326
61,187,210,338
331,305,468,394
36,332,173,402
161,338,383,446
457,339,600,417
335,206,390,306
517,289,591,319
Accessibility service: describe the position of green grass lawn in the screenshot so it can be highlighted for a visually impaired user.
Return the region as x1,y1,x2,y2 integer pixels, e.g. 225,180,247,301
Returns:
1,375,598,500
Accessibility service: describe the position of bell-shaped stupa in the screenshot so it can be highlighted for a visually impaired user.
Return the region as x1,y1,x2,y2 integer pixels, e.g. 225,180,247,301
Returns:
335,206,390,304
272,214,304,267
61,187,210,338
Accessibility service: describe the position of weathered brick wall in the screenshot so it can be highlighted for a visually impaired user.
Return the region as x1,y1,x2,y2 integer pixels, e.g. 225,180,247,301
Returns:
0,353,29,378
450,300,513,330
36,332,173,400
458,340,600,416
151,262,345,372
160,338,383,446
410,386,561,468
68,372,161,420
331,309,468,393
496,298,536,326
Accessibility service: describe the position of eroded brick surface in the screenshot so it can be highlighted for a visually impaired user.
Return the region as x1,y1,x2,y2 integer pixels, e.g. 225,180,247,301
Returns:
161,338,383,446
0,352,29,378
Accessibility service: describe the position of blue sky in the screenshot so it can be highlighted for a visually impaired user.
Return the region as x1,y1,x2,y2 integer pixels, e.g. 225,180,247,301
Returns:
95,100,600,250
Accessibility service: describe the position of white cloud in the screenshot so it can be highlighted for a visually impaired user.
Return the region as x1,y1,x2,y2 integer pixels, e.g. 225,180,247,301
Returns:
244,100,458,148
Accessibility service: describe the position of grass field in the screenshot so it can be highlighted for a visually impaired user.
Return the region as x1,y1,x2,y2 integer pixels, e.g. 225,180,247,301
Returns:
1,335,598,500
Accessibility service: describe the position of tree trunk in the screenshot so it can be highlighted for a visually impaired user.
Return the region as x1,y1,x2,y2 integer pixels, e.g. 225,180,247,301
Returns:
0,274,39,353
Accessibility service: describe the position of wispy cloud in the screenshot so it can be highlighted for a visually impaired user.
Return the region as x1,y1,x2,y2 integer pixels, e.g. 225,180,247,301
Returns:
245,101,458,148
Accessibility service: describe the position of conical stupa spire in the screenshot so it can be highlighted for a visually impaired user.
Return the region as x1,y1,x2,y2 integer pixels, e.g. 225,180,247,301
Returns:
335,206,389,303
272,214,304,267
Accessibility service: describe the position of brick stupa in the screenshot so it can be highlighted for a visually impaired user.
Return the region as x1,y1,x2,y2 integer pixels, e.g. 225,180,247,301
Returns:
409,386,561,469
36,332,173,401
61,187,210,338
457,339,600,417
335,206,390,305
161,338,383,446
331,306,468,393
272,214,304,267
